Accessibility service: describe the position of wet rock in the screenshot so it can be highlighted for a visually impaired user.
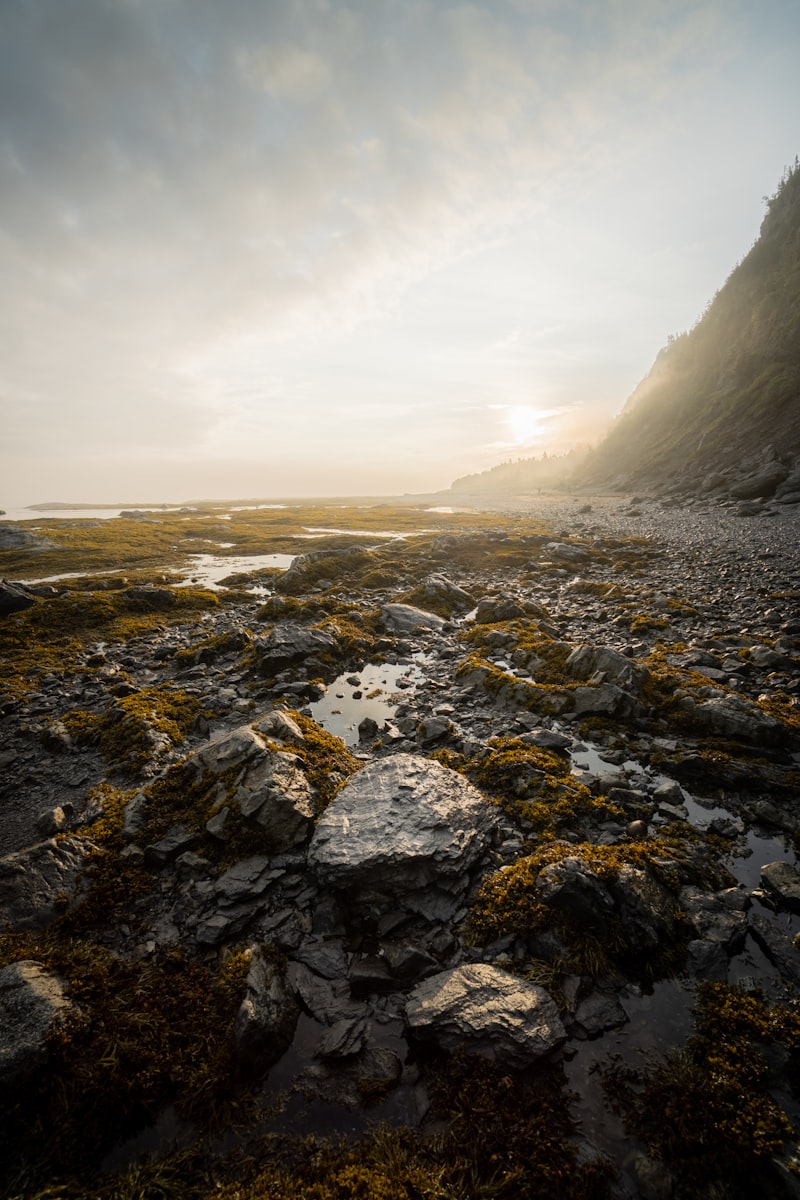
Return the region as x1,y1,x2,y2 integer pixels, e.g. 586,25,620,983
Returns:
254,623,338,675
0,961,74,1087
0,577,38,616
0,837,96,930
349,955,394,995
316,1015,369,1060
566,645,646,691
415,574,475,615
405,963,566,1068
687,694,792,748
286,961,359,1025
679,886,748,953
380,603,447,634
686,939,729,981
571,683,644,719
573,990,629,1038
416,715,452,745
544,542,590,565
749,914,800,986
232,948,299,1079
144,825,201,869
187,724,266,774
252,710,306,743
609,865,677,951
536,857,615,935
308,754,499,917
474,597,526,623
234,750,315,852
760,861,800,913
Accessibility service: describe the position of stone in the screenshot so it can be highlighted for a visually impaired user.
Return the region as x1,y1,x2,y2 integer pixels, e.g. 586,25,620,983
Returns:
214,856,281,904
760,861,800,912
679,886,747,953
536,857,615,934
0,961,74,1087
609,865,677,952
307,754,498,916
571,684,644,719
689,694,791,748
234,750,315,852
380,603,447,634
405,963,566,1068
232,948,299,1079
187,725,266,774
286,962,358,1025
35,806,70,837
474,597,526,623
729,464,787,500
566,645,646,691
252,710,306,743
316,1015,370,1060
144,825,201,869
415,574,475,615
254,623,338,674
573,990,629,1038
0,837,96,931
416,716,452,745
0,578,38,617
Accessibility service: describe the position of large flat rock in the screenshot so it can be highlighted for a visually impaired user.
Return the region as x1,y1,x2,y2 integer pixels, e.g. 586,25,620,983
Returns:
405,963,566,1068
307,754,498,914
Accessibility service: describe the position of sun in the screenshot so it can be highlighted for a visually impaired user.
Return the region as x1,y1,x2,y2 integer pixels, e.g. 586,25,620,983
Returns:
506,405,541,445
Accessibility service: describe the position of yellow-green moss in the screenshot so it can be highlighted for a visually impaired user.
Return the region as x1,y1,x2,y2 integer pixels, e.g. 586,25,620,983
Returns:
63,685,206,773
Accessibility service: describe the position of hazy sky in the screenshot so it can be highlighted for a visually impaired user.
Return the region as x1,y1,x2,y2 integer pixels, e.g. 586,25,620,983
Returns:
2,0,799,505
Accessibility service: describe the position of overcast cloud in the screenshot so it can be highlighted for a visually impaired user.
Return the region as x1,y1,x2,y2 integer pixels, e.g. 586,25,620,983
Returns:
1,0,799,504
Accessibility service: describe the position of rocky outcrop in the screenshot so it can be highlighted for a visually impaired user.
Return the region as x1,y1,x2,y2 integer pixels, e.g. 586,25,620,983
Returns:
0,961,74,1087
308,754,498,917
0,837,96,930
405,963,566,1067
380,604,447,634
0,578,38,616
254,623,338,675
232,948,299,1079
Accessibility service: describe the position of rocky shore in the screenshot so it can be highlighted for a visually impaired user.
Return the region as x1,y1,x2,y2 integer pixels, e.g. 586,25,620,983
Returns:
1,496,800,1199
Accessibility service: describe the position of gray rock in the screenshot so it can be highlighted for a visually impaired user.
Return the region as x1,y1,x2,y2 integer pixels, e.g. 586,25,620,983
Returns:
0,961,74,1086
760,861,800,912
474,597,526,623
0,837,96,931
729,464,787,500
214,856,281,904
234,750,315,852
286,961,358,1025
380,603,447,634
252,710,306,743
416,716,452,745
187,725,266,774
679,886,747,954
308,754,498,916
571,684,644,718
316,1015,370,1060
689,694,791,748
35,806,70,837
573,990,629,1038
232,947,299,1079
415,574,475,615
254,623,339,674
144,825,201,869
0,577,38,616
536,857,615,934
750,914,800,986
609,864,677,951
686,939,729,981
544,542,590,565
566,645,646,692
405,963,566,1068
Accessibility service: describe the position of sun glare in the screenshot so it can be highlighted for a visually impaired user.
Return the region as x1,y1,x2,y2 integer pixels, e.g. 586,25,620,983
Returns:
506,405,541,445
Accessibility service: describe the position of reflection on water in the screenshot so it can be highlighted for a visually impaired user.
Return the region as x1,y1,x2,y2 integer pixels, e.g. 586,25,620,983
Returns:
310,659,426,745
177,552,296,590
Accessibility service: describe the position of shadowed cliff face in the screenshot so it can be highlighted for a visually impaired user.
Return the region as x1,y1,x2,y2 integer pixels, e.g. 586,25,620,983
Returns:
579,162,800,496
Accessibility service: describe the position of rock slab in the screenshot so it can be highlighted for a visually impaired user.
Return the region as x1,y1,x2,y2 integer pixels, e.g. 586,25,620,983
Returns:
405,963,566,1068
0,961,73,1086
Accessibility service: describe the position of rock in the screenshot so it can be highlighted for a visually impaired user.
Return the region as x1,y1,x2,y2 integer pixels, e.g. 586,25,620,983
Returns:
474,597,526,623
415,574,475,616
308,754,499,917
214,856,281,904
571,683,644,719
729,464,787,500
380,604,447,634
0,837,96,931
315,1015,369,1060
349,955,395,995
760,861,800,913
536,857,615,934
416,716,452,745
405,963,566,1068
0,961,74,1087
749,915,800,986
573,990,629,1038
685,939,729,981
254,623,338,674
358,716,379,740
566,645,646,691
123,585,178,609
678,887,748,953
0,578,37,616
544,542,590,565
35,806,70,837
609,865,677,952
144,825,201,869
286,962,358,1025
689,694,791,748
252,710,306,743
232,948,299,1079
517,727,572,751
187,725,266,774
234,750,315,852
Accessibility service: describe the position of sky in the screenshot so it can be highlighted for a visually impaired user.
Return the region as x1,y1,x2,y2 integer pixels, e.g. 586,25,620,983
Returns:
1,0,799,506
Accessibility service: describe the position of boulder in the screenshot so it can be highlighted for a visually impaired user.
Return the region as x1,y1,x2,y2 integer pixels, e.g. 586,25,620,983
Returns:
565,645,646,692
307,755,498,916
536,857,616,934
760,861,800,913
405,963,566,1068
729,464,788,500
234,750,315,852
0,837,96,931
609,865,677,952
678,886,748,953
253,623,338,675
0,577,39,616
414,574,475,616
571,683,644,719
0,961,74,1087
232,948,299,1079
380,604,447,635
474,597,526,623
689,694,791,748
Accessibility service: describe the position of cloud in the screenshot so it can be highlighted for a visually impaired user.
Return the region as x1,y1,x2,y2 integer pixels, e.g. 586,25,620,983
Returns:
0,0,796,502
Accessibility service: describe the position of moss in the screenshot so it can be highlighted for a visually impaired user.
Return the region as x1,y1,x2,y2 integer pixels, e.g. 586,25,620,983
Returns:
63,685,206,774
608,982,800,1195
0,938,250,1188
284,710,362,814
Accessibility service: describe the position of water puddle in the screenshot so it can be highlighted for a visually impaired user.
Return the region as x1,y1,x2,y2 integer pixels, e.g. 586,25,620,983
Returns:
177,552,296,590
310,659,426,745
